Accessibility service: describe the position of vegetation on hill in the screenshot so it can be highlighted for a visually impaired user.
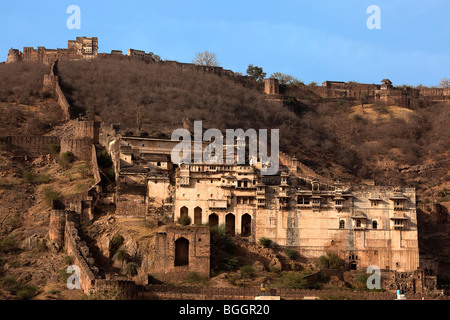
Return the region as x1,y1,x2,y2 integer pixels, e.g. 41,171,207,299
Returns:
56,59,449,191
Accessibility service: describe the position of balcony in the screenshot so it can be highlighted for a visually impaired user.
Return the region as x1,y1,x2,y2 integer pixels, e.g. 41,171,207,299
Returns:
208,199,228,209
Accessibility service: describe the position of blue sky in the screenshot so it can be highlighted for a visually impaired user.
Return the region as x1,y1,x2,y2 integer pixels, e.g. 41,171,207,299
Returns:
0,0,448,86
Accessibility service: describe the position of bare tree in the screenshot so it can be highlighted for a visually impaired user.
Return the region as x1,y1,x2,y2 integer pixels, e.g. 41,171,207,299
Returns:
193,51,220,67
438,78,450,88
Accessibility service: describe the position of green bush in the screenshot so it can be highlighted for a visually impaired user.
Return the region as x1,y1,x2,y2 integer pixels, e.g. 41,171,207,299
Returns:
0,237,19,253
59,151,74,170
271,272,308,289
186,271,207,285
239,265,255,279
318,252,342,270
177,214,191,226
221,257,239,271
259,238,272,248
126,262,139,277
16,285,37,300
286,249,298,260
115,248,130,262
77,162,91,178
110,234,124,255
49,144,61,157
21,169,35,184
43,187,62,206
34,173,51,184
210,225,235,252
63,256,74,265
0,276,37,300
98,150,113,168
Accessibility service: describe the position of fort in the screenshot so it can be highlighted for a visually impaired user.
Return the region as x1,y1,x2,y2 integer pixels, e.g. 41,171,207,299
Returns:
2,37,448,298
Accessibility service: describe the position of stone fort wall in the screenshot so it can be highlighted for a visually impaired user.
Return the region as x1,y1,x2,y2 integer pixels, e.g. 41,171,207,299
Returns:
1,136,59,155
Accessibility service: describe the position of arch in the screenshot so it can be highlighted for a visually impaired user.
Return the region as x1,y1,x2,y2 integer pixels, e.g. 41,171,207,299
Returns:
372,220,378,229
241,213,251,237
194,207,202,225
350,261,358,270
180,206,188,219
174,237,189,266
209,213,218,228
339,220,345,229
225,213,235,236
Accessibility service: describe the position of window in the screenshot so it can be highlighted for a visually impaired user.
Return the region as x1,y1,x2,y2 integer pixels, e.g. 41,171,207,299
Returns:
371,201,378,207
372,221,378,229
297,196,310,205
339,220,345,229
356,220,362,228
335,200,342,206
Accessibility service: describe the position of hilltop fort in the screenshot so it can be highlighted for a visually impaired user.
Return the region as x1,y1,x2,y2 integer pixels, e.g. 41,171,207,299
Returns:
0,37,448,300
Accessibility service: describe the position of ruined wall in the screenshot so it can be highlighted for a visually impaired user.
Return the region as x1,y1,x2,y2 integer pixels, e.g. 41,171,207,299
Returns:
60,137,93,161
74,120,100,143
153,225,210,279
91,144,102,185
1,136,59,155
64,218,98,294
49,204,66,248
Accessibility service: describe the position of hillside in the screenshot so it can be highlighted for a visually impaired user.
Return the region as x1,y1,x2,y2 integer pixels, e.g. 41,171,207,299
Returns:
0,59,449,298
55,59,449,191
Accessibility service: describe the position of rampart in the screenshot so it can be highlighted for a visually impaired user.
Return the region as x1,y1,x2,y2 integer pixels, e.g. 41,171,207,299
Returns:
61,137,93,161
1,136,59,155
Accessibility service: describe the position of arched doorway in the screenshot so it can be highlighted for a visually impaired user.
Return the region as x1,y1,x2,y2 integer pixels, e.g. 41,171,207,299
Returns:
174,237,189,266
350,261,358,270
209,213,218,228
241,213,251,237
225,213,235,236
180,206,188,219
194,207,202,225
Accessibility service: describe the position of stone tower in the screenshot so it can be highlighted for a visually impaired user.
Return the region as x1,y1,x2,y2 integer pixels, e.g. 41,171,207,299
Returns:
6,48,23,63
264,78,280,95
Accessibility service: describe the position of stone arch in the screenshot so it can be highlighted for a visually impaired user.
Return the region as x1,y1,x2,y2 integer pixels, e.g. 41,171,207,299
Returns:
174,237,189,266
225,213,235,236
241,213,251,237
209,213,219,228
194,207,202,225
180,206,188,219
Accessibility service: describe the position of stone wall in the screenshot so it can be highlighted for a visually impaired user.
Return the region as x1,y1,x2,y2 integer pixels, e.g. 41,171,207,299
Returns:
153,225,210,279
140,284,440,300
1,136,59,155
60,137,93,161
64,218,98,294
91,144,102,186
74,120,100,144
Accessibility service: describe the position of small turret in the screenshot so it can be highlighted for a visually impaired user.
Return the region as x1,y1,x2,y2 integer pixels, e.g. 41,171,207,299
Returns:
6,48,23,63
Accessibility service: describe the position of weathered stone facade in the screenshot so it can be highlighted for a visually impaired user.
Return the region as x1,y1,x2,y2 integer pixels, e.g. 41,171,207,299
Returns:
98,128,422,276
153,226,210,279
